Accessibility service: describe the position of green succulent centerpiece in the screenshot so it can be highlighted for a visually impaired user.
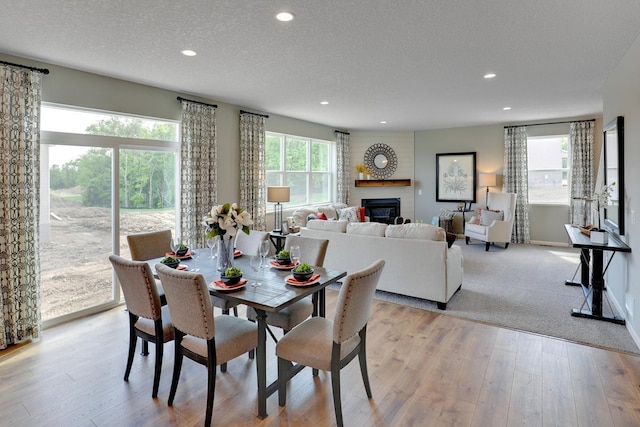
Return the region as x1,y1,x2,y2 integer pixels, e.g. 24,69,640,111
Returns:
276,249,291,265
221,266,243,285
160,256,179,269
292,262,314,282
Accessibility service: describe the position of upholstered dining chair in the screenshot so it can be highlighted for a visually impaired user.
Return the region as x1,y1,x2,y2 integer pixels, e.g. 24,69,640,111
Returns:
109,254,174,398
464,192,517,251
155,264,258,427
276,259,385,427
246,235,329,338
128,229,240,316
234,229,269,256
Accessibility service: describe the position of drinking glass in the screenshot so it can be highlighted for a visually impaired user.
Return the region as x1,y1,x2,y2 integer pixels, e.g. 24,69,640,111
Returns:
170,237,181,255
250,254,262,287
190,247,200,272
206,236,217,259
259,240,270,268
290,245,301,267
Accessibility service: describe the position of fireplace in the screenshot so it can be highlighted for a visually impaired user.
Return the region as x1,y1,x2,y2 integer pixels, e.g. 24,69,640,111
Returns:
361,198,401,224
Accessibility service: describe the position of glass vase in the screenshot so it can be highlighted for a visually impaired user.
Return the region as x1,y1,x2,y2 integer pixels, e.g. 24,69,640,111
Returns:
217,235,234,272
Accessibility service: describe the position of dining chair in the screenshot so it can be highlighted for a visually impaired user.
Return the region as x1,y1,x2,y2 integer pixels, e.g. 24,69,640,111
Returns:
234,229,269,256
276,259,385,427
155,263,258,427
246,235,329,338
109,254,174,398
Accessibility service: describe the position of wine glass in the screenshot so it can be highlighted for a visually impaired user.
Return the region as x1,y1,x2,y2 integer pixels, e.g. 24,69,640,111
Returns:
290,245,301,267
190,247,200,272
170,236,181,255
206,236,217,259
250,254,262,287
259,240,270,268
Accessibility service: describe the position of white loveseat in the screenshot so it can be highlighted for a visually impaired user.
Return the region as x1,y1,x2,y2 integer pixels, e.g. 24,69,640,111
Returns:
301,220,463,309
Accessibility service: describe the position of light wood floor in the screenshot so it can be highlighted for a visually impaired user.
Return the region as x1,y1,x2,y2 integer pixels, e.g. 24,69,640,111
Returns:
2,290,640,426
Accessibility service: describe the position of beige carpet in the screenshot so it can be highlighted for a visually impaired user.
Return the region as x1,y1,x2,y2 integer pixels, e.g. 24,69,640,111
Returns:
369,241,639,354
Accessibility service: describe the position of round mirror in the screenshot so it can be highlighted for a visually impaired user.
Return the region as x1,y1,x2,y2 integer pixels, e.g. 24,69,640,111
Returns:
364,143,397,179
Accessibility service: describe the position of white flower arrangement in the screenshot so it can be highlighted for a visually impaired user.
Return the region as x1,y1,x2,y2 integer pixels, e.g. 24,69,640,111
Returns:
203,202,253,239
593,182,615,229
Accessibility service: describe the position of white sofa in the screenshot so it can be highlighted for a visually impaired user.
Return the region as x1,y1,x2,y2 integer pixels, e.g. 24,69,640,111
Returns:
301,220,463,309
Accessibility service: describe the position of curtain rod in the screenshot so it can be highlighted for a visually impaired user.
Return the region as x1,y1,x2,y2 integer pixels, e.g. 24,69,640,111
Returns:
240,109,269,118
504,118,595,129
176,96,217,108
335,130,350,135
0,59,49,75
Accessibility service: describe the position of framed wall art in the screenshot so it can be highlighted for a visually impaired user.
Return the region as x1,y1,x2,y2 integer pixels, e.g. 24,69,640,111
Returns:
436,152,477,203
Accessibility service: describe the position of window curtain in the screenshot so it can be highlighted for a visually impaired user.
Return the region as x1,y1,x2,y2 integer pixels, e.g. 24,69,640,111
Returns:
503,126,530,244
179,100,217,247
335,131,350,204
569,121,594,226
239,111,267,231
0,65,43,350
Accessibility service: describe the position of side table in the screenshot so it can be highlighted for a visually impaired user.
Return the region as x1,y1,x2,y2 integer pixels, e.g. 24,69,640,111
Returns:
269,231,299,253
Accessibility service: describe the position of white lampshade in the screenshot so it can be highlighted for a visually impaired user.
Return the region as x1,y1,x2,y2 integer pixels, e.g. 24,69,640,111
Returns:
267,186,290,203
479,173,496,188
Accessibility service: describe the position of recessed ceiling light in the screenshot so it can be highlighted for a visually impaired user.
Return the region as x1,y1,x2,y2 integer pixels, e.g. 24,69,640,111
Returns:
484,73,496,79
320,101,329,105
380,121,387,124
503,106,512,111
181,49,197,57
276,12,295,22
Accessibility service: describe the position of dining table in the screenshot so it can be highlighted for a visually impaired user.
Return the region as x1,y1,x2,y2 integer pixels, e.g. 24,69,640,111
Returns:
148,249,347,419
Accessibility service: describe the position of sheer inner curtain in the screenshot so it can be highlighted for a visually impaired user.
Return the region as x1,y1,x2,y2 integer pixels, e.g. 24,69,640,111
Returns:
240,112,267,231
503,126,530,244
180,100,217,247
335,131,350,204
569,121,594,226
0,64,43,350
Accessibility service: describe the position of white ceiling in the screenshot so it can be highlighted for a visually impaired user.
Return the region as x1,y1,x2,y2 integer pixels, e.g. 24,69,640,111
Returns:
1,1,640,131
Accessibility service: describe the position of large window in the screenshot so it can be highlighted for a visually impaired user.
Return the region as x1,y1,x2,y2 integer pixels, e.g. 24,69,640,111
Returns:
40,104,179,323
266,132,335,207
527,135,569,204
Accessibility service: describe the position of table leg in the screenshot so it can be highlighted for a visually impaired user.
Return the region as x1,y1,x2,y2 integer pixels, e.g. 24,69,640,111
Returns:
255,309,268,419
591,249,604,316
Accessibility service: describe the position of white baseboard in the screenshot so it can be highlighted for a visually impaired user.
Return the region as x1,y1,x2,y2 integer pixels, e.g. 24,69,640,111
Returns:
608,292,640,352
529,240,570,247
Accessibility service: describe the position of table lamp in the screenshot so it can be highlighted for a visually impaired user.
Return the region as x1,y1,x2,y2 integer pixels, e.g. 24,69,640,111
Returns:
267,186,290,233
479,173,496,208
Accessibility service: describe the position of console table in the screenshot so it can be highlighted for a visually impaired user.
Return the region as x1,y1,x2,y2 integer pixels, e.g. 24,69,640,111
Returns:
564,224,631,324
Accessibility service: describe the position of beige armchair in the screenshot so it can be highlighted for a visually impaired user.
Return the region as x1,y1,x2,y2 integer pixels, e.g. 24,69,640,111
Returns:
464,192,517,251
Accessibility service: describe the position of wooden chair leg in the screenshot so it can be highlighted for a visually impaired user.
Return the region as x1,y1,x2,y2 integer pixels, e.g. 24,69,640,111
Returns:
205,341,217,427
485,242,490,251
278,357,288,407
358,343,372,398
168,336,184,406
141,339,149,356
124,317,137,381
331,363,344,427
152,341,162,398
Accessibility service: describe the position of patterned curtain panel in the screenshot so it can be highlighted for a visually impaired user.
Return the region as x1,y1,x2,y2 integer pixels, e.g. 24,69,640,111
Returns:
503,126,530,244
180,101,217,247
0,65,43,350
239,112,267,231
335,131,350,204
569,121,594,226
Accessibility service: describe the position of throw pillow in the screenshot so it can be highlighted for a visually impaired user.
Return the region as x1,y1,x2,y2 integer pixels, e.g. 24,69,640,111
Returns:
317,212,328,220
306,213,319,223
358,206,366,222
337,206,360,222
480,209,504,226
446,232,457,248
317,205,338,220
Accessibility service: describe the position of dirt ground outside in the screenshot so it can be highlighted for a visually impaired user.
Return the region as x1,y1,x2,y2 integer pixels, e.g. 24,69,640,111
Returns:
40,190,174,320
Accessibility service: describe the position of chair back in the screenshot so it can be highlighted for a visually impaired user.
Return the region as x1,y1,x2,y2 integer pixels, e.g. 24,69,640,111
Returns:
109,254,162,320
155,264,215,340
235,230,269,256
488,192,517,221
333,259,385,344
284,235,329,267
127,229,172,261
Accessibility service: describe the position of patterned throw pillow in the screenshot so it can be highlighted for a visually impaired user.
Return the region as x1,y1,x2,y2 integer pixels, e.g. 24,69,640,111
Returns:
317,212,328,220
337,206,360,222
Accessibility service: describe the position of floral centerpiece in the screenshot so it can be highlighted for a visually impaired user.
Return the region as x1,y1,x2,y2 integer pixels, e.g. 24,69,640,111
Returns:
203,203,253,271
593,182,615,230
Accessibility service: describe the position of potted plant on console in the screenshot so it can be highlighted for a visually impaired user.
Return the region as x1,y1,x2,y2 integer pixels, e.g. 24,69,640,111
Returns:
591,182,615,244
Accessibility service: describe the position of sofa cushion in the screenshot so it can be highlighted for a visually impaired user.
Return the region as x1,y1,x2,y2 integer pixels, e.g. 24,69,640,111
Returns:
465,222,488,236
307,219,348,233
293,208,316,227
317,206,338,220
346,222,388,237
385,223,445,241
479,208,504,226
337,206,361,222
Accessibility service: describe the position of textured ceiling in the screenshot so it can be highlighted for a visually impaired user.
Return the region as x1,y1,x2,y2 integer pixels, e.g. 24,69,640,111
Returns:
1,0,640,131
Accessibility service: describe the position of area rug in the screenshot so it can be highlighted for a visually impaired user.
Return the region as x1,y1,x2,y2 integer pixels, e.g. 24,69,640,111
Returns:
367,242,639,354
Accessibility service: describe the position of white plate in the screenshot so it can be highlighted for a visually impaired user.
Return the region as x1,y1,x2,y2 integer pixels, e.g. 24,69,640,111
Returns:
210,278,247,292
284,274,321,287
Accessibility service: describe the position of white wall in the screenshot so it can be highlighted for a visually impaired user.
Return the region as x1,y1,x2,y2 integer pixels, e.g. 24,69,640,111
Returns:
349,131,415,220
602,31,640,345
